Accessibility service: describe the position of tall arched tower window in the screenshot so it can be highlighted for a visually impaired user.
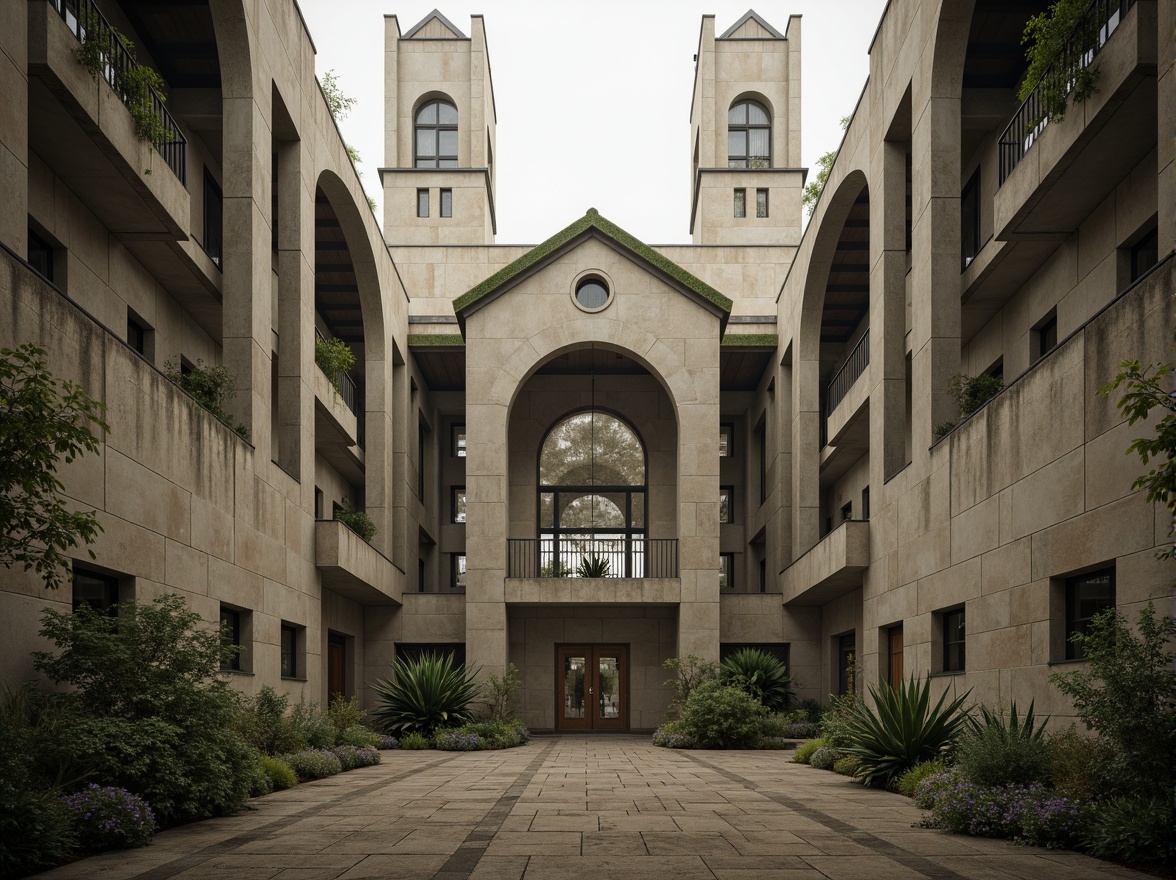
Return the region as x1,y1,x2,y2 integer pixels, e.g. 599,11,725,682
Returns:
728,100,771,168
415,100,458,168
538,410,647,577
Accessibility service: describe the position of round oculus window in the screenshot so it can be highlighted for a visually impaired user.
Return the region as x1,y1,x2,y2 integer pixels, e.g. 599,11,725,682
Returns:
575,278,610,310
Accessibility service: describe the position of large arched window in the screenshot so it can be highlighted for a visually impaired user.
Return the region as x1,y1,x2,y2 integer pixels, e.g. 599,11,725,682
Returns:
728,100,771,168
414,99,458,168
537,411,647,577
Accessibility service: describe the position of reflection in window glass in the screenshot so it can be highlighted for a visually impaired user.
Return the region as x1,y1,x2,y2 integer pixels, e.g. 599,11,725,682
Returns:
719,487,732,524
540,412,644,486
719,424,733,457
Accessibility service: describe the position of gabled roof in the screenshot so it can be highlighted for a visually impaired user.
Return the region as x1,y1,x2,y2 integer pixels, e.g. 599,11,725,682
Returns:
402,9,467,39
718,10,785,40
452,209,733,327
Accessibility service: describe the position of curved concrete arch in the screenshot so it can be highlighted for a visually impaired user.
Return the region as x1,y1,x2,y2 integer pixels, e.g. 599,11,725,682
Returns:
313,170,387,362
208,0,253,100
728,91,776,122
412,90,459,121
929,0,977,102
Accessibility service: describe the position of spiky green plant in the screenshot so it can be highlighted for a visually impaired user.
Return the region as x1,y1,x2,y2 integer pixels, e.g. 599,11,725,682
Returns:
957,701,1051,786
965,701,1047,741
842,676,971,786
576,555,610,578
370,652,480,736
720,648,793,712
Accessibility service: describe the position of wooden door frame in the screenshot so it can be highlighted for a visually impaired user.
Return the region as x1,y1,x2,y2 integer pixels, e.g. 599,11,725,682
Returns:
554,643,630,731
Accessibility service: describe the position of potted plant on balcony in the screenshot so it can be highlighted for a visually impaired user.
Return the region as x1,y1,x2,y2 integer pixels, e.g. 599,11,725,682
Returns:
576,555,610,578
314,336,356,398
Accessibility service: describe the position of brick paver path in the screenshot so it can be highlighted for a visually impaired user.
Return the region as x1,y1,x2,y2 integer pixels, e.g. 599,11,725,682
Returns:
39,735,1148,879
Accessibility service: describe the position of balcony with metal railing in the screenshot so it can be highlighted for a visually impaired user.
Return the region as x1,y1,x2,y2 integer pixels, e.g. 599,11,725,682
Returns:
825,328,870,416
504,536,681,604
993,0,1155,240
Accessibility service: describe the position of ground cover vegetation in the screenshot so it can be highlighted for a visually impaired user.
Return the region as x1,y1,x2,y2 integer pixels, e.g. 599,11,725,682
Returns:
0,596,390,878
791,604,1174,871
653,650,817,749
370,654,531,751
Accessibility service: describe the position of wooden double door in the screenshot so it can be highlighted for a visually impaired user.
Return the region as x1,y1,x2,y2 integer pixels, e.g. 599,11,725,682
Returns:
556,645,629,730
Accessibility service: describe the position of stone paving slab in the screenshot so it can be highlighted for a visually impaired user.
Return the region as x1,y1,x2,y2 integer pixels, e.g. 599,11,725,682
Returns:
34,735,1151,880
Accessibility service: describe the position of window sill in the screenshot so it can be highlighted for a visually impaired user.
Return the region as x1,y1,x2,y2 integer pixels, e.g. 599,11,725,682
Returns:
281,676,308,682
221,669,254,677
929,670,965,678
1047,657,1089,667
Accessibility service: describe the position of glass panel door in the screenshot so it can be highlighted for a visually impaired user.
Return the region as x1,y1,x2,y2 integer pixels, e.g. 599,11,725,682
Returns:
556,645,628,730
557,648,589,730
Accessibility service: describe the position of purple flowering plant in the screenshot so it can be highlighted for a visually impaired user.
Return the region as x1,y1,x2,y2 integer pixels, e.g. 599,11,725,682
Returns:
433,729,482,751
60,785,154,851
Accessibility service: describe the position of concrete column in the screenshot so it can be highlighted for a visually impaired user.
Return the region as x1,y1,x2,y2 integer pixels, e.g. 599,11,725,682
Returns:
1158,0,1174,256
464,396,509,677
276,138,308,482
0,1,29,255
874,140,910,483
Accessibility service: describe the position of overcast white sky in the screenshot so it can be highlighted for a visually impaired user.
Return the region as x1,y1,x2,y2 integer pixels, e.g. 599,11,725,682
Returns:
296,0,888,244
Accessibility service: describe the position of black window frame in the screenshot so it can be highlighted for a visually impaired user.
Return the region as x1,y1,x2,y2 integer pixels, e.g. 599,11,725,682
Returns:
719,552,734,590
759,558,767,593
440,188,453,218
220,606,242,672
734,188,746,219
755,187,769,218
837,633,856,695
127,313,147,356
417,188,430,218
418,557,426,593
1034,311,1058,363
1065,568,1115,660
414,100,458,168
719,485,734,524
719,423,734,458
942,607,966,672
452,423,467,457
451,553,467,592
757,420,767,504
28,227,55,283
203,168,223,269
280,623,298,679
960,168,981,271
840,501,853,522
1129,226,1158,283
451,485,467,524
72,566,119,615
417,417,427,500
727,99,771,169
861,485,870,521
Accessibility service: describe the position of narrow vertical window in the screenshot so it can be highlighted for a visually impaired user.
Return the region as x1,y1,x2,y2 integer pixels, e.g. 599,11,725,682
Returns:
1129,227,1158,283
837,633,855,695
280,624,298,678
127,315,147,356
756,188,769,218
418,558,426,593
961,169,980,270
719,553,734,590
451,486,467,523
204,169,223,268
28,228,54,283
440,188,453,218
452,554,467,591
418,417,427,499
1065,568,1115,659
734,189,746,218
943,608,966,672
719,487,733,524
841,501,852,522
861,486,870,521
757,422,767,503
1034,311,1058,363
452,424,467,457
417,189,430,218
220,607,241,672
759,558,767,593
719,423,733,458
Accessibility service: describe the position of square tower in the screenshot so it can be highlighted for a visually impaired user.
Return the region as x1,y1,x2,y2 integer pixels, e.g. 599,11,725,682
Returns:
690,11,803,245
382,10,497,245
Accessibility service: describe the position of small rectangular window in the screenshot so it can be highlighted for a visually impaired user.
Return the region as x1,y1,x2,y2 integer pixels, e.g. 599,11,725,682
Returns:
943,608,965,672
418,558,426,593
887,625,903,685
440,188,453,218
1129,227,1158,283
280,624,298,678
1065,568,1115,659
452,554,467,591
719,486,733,524
72,567,118,615
127,315,147,356
719,553,734,590
961,168,980,270
418,417,427,499
451,486,467,523
417,189,430,218
314,487,324,519
452,424,467,457
220,607,241,671
734,188,746,219
861,486,870,521
759,558,767,593
840,501,853,522
1034,312,1058,363
837,633,856,695
719,423,733,458
756,188,768,218
28,228,54,283
757,421,767,503
204,169,223,268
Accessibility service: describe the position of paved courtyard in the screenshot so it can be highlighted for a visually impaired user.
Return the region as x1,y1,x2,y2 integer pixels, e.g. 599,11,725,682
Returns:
39,736,1146,880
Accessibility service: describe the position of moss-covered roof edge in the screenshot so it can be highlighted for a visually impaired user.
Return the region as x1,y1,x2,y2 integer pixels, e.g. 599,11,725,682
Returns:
452,208,734,315
407,334,465,347
721,333,778,347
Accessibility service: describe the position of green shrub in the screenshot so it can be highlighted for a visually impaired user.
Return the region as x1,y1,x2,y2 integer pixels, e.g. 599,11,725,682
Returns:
1081,797,1172,866
288,698,335,749
896,759,947,798
313,337,356,395
576,555,610,577
662,655,719,718
956,702,1050,787
335,724,381,748
946,372,1004,419
919,776,1084,848
260,757,297,791
33,595,255,823
479,663,521,722
371,652,480,736
433,729,484,750
283,749,342,781
833,755,861,777
819,687,860,749
841,676,970,787
680,680,765,749
400,732,429,750
163,358,247,438
796,699,824,723
1049,603,1176,801
247,753,272,797
327,695,365,734
793,737,828,764
810,746,841,770
721,648,793,713
334,502,376,542
461,719,529,748
0,786,76,876
330,745,380,770
61,785,154,851
652,720,696,749
235,686,304,756
1045,727,1101,801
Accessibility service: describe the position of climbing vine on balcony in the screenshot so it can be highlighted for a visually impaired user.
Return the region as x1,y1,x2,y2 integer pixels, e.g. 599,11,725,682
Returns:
74,11,169,145
1019,0,1104,122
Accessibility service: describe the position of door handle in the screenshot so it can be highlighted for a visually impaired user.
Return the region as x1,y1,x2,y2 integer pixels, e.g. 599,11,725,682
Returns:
588,687,593,694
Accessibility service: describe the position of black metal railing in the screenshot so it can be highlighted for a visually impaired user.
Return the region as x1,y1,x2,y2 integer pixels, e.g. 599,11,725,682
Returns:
507,537,679,579
49,0,187,185
826,328,870,414
997,0,1134,186
314,327,359,417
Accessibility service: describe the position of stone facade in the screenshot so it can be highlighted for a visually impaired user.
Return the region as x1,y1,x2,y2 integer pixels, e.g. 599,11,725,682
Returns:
0,2,1170,733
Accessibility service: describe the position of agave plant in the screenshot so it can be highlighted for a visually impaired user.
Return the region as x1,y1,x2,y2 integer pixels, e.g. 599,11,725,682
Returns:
577,555,610,578
956,700,1051,786
965,700,1048,741
370,652,480,736
721,648,793,712
842,675,970,786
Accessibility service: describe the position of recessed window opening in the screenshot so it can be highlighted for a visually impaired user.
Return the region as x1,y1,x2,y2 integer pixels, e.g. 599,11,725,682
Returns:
734,188,746,218
451,486,467,523
719,553,734,590
719,423,734,458
1129,226,1158,283
1065,568,1115,659
440,188,453,218
756,188,769,218
728,100,771,168
28,227,55,283
204,169,223,268
220,606,242,671
574,277,610,311
719,486,733,524
1034,311,1058,363
961,168,980,270
72,567,118,615
943,607,965,672
452,554,467,591
452,424,467,457
280,624,298,678
414,100,458,168
417,189,429,218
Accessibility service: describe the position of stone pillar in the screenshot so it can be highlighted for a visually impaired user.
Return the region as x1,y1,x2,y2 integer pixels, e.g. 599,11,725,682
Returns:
0,1,29,256
874,140,910,483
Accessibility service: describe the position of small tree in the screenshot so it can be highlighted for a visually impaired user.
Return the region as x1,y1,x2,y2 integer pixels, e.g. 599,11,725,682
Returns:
1019,0,1104,123
320,69,356,121
1100,360,1175,558
479,663,521,722
164,357,248,439
0,344,109,590
802,116,850,216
